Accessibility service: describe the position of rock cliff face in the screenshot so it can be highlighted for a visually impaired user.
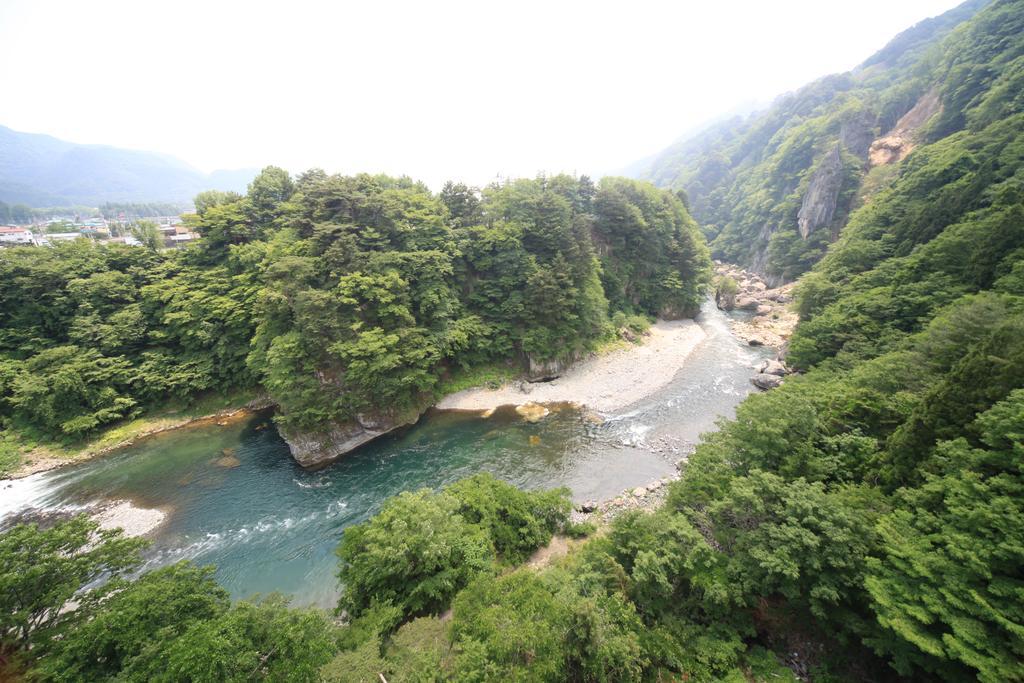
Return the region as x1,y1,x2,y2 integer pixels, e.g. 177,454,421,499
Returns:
278,406,423,469
839,110,877,159
868,88,942,166
527,353,581,380
797,144,845,240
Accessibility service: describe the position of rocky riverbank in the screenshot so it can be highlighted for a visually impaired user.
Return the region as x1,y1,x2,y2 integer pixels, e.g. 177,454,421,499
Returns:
713,262,798,349
572,471,680,525
713,262,798,391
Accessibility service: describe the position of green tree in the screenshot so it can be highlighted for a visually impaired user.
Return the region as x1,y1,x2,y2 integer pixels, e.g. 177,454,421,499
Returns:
446,473,571,563
247,165,295,225
36,563,229,682
129,595,336,682
193,189,243,215
337,489,493,619
864,391,1024,682
8,345,138,437
0,515,146,653
131,219,162,250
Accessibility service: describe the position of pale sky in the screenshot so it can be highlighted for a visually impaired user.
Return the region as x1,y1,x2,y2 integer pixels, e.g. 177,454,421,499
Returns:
0,0,965,188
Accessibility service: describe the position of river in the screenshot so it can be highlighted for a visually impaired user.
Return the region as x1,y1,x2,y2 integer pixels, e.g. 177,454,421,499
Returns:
0,301,770,607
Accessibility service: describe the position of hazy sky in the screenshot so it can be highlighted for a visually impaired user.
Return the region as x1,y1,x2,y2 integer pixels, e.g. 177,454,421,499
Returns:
0,0,964,188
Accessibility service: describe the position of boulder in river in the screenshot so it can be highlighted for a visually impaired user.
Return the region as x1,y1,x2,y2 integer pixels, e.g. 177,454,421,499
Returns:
214,454,241,468
735,296,760,310
758,359,789,376
515,402,550,423
752,373,783,390
279,406,423,469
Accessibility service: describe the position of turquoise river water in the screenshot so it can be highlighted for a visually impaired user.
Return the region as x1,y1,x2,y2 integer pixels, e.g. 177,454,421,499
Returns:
0,301,770,607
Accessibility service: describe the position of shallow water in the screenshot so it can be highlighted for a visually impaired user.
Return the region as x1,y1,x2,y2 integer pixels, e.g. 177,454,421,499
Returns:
1,301,770,607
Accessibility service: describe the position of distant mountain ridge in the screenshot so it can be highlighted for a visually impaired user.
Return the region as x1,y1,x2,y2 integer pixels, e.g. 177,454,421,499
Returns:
631,0,994,284
0,125,256,207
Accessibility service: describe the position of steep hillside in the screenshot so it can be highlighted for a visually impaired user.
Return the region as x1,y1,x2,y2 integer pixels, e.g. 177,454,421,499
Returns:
636,0,991,284
0,125,255,206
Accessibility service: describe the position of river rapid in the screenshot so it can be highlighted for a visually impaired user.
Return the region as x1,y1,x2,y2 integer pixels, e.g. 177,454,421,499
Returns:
0,300,770,607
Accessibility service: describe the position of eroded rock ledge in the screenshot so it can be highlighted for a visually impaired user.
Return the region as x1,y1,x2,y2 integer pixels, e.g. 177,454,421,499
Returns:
278,406,423,469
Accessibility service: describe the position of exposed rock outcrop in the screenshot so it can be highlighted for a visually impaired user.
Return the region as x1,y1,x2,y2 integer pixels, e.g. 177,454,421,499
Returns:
797,143,845,239
869,88,942,166
527,352,580,380
735,296,760,310
279,406,423,469
839,109,878,159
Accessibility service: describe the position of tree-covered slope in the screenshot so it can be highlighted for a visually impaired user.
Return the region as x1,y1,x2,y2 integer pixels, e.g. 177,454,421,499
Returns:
0,171,708,451
635,0,992,284
0,125,255,206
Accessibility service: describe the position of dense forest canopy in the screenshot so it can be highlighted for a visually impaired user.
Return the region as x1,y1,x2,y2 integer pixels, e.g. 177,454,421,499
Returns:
0,171,709,445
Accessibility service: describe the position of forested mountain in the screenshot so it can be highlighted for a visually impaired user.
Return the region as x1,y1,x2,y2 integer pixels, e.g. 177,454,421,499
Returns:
0,125,255,206
634,0,992,283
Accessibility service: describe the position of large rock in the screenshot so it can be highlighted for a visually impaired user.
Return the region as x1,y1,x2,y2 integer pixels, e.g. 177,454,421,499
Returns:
735,296,760,310
764,290,792,303
758,359,789,376
527,352,580,380
839,108,877,159
752,373,783,390
797,143,845,240
716,290,736,311
279,407,422,469
515,402,550,423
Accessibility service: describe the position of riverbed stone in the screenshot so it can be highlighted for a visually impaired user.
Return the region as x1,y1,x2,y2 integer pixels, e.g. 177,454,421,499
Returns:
759,359,789,376
515,402,550,423
214,454,241,468
735,296,760,310
752,373,783,390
